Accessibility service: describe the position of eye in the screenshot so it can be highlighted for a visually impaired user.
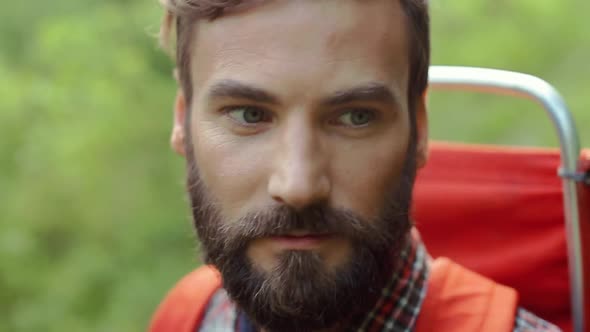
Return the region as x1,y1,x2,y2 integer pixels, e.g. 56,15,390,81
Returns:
337,109,376,127
226,106,270,125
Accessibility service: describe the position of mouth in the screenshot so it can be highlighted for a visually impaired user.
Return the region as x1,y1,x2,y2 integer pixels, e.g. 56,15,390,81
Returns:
269,231,335,250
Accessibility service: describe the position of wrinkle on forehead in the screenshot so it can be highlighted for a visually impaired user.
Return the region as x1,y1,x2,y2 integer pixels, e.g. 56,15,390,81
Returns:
190,0,410,105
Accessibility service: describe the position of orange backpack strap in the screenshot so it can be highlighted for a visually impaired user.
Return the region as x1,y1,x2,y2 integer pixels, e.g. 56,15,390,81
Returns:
415,258,518,332
149,265,222,332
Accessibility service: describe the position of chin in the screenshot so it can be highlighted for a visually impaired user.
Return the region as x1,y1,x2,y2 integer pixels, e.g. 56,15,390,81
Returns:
219,244,392,332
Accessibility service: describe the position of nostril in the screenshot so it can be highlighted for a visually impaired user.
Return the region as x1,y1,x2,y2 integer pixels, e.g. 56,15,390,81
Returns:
271,195,285,204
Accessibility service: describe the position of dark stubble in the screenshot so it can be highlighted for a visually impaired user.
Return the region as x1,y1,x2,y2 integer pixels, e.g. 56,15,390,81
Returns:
184,140,417,332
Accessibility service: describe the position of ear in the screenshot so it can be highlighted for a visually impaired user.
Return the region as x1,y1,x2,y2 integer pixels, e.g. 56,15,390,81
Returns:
415,92,429,169
170,90,187,156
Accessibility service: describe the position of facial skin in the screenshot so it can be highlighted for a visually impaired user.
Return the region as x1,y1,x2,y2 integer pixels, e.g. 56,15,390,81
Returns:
170,0,428,331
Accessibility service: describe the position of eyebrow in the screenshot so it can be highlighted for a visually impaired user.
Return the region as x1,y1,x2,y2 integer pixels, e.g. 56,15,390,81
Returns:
207,80,399,108
208,80,280,105
321,82,399,107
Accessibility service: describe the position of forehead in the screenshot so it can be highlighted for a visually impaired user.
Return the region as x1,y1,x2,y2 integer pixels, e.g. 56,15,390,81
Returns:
190,0,409,103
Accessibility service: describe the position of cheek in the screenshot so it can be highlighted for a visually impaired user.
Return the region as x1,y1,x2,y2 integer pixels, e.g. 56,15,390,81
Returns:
331,124,410,218
190,119,271,219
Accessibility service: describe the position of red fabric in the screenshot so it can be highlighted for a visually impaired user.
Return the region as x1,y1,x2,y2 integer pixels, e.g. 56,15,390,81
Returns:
149,265,221,332
578,150,590,331
414,142,590,332
415,257,518,332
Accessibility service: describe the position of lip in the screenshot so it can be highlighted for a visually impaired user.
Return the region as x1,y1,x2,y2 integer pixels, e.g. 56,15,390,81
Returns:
269,233,334,250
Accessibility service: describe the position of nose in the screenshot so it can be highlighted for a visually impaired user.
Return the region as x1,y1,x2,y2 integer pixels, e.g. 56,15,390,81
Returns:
267,116,330,210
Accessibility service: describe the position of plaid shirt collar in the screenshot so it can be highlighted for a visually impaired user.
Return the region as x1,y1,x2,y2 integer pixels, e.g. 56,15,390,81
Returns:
200,234,430,332
350,235,429,332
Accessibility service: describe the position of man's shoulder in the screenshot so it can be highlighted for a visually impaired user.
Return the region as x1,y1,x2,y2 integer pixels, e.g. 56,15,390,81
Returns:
513,307,562,332
425,258,561,332
149,265,222,332
199,288,237,331
418,257,518,331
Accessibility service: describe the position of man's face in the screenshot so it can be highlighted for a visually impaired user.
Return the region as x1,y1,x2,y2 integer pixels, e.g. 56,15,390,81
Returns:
172,0,427,330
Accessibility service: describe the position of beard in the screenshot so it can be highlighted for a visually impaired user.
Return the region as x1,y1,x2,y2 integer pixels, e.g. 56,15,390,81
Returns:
184,140,417,332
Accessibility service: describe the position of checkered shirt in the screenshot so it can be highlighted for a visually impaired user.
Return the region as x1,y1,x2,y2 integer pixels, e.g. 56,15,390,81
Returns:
199,236,561,332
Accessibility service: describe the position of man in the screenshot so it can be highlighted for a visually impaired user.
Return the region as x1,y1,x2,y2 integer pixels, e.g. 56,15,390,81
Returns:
150,0,561,331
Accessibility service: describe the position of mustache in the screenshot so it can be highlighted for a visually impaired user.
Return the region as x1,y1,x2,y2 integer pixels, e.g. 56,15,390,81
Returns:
211,204,399,254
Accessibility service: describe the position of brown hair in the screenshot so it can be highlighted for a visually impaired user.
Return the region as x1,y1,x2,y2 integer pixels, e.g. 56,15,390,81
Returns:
159,0,430,114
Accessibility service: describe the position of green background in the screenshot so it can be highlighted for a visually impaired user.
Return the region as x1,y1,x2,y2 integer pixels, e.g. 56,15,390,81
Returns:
1,1,588,331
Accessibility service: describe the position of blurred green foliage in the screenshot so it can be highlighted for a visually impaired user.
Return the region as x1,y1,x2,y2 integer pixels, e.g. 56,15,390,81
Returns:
0,1,588,331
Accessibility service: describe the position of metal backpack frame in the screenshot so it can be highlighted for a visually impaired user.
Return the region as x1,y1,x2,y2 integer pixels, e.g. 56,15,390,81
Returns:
428,66,586,332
